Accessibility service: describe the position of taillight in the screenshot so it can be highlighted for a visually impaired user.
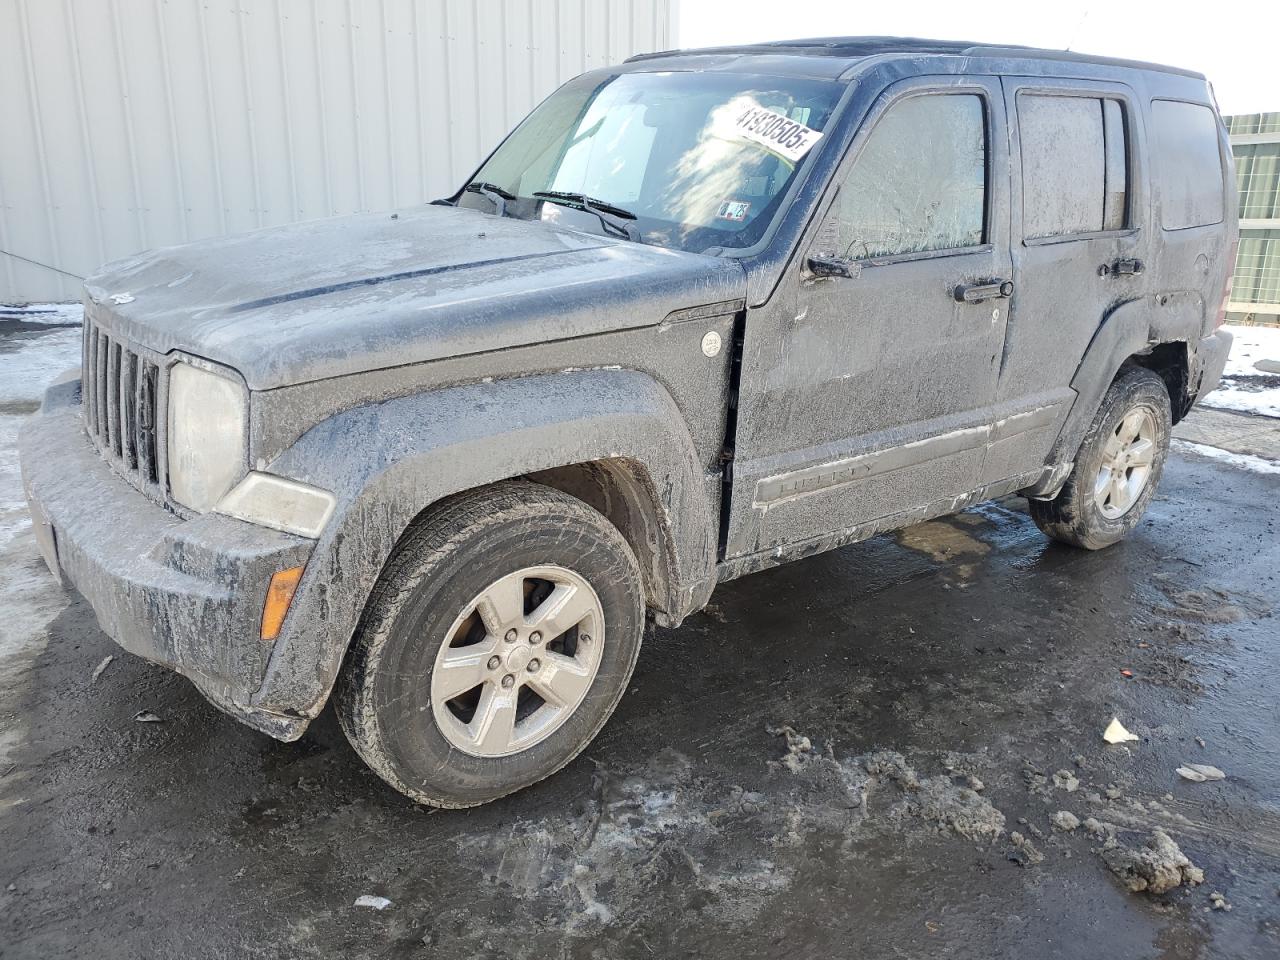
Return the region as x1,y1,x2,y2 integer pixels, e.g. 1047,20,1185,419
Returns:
1215,238,1239,329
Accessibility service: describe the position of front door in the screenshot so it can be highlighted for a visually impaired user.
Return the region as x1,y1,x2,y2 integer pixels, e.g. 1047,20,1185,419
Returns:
725,76,1014,560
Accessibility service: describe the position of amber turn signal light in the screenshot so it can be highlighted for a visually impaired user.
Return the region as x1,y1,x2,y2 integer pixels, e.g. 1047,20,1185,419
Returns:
261,566,304,641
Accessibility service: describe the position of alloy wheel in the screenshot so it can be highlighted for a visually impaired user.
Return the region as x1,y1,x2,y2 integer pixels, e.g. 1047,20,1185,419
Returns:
1094,408,1157,520
429,565,604,757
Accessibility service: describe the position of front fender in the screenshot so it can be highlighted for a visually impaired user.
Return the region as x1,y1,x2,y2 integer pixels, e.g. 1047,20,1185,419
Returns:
249,368,715,719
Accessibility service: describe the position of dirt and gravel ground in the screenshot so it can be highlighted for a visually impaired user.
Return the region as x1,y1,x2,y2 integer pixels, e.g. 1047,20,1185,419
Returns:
2,312,1279,959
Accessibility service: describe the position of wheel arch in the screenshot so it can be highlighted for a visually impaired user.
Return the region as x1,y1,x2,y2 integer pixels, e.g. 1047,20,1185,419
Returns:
1045,293,1204,469
247,369,718,721
527,458,679,622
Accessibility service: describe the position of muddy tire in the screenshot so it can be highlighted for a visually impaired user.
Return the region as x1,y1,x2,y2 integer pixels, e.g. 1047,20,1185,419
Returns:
1029,366,1172,550
335,480,645,807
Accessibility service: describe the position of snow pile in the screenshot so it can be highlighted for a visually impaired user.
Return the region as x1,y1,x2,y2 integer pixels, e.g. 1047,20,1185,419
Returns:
863,750,1007,840
1099,828,1204,894
1204,323,1280,419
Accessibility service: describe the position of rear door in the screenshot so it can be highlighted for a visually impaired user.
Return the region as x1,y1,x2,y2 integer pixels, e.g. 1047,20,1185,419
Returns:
724,76,1014,559
985,78,1150,484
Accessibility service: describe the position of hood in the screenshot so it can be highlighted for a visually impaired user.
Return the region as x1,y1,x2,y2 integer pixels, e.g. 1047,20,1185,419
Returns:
83,204,746,390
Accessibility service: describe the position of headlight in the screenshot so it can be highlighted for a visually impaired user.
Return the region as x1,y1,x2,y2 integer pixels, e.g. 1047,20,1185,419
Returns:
167,361,248,512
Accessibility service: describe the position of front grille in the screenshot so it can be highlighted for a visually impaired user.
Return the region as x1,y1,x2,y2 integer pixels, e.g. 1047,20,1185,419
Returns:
82,320,161,487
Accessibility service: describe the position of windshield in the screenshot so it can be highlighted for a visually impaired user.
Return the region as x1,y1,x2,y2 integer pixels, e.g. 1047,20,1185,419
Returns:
461,71,845,254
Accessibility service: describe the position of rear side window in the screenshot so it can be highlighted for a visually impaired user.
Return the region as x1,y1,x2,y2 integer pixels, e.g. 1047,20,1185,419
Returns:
1152,100,1225,230
1019,94,1129,239
832,93,986,260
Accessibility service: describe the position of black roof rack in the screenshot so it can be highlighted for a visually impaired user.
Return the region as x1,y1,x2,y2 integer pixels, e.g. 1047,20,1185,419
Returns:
625,35,1204,80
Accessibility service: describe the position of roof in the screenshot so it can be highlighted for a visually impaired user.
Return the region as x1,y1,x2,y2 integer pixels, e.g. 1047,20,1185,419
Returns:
625,35,1205,81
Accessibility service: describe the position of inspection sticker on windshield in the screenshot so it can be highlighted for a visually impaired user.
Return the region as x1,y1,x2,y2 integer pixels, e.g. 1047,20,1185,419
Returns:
723,103,823,162
716,200,751,222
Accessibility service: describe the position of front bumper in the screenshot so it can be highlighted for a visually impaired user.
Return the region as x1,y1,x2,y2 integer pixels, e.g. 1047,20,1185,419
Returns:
19,391,315,740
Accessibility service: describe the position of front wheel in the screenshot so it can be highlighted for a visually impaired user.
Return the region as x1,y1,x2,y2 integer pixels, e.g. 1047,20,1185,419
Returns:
1029,366,1172,550
336,480,645,807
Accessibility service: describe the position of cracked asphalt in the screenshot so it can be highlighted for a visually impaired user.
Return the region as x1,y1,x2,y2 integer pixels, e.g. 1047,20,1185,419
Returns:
2,317,1279,959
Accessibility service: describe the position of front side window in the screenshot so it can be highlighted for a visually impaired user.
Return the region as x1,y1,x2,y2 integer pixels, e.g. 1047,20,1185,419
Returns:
829,93,987,261
1019,94,1129,239
464,71,845,254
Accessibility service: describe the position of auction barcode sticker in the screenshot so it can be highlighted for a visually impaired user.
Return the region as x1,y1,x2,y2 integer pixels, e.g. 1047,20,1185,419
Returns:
718,101,823,163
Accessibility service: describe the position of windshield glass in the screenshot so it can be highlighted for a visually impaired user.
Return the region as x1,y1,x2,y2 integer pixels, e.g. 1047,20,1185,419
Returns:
462,71,845,253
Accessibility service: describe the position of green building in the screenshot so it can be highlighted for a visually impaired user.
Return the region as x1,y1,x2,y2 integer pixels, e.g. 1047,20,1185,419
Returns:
1226,112,1280,323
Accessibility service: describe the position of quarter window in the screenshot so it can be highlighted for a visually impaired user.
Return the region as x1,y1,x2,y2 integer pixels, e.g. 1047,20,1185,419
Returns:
1152,100,1225,230
1019,94,1129,239
831,93,986,260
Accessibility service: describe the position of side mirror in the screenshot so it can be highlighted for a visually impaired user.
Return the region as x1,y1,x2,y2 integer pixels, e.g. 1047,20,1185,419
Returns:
806,254,858,279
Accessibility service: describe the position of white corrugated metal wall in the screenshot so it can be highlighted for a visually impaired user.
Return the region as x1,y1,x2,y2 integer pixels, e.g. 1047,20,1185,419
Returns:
0,0,675,302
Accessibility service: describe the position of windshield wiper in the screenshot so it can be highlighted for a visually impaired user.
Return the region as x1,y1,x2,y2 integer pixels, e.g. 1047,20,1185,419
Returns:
533,191,640,242
464,181,517,217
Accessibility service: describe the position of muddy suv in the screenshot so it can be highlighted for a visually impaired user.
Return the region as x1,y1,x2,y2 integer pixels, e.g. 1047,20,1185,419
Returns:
20,38,1235,807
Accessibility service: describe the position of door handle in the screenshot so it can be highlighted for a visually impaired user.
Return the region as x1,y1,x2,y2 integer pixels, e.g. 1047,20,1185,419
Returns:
953,279,1014,303
1099,258,1144,277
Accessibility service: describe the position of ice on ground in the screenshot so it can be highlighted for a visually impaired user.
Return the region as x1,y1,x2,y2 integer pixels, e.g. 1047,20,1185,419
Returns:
0,302,84,326
0,315,84,552
0,326,82,408
1204,324,1280,419
1172,440,1280,476
0,415,31,551
1098,828,1204,894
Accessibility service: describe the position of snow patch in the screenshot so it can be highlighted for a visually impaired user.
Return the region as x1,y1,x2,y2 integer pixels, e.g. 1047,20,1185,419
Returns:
0,327,82,407
1172,439,1280,476
1221,323,1280,379
0,302,83,326
1204,324,1280,419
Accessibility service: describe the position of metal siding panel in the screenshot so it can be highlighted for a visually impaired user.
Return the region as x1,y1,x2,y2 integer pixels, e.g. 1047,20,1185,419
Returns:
153,0,192,242
234,3,266,229
443,0,480,185
118,2,190,248
280,1,330,220
243,1,294,228
315,0,361,215
51,0,104,273
417,0,454,200
161,0,226,240
13,0,70,300
0,0,673,301
202,3,258,234
384,0,425,206
470,1,504,168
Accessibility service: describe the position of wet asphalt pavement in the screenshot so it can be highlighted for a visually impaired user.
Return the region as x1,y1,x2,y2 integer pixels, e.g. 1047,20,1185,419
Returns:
2,319,1279,959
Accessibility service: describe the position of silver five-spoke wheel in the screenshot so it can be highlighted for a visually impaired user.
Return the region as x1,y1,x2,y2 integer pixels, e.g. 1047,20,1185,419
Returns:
430,565,604,757
1093,408,1156,520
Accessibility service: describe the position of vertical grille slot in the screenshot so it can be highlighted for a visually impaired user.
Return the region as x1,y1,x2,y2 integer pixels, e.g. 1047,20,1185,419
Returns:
137,360,159,485
107,341,122,456
96,330,108,445
121,351,138,469
80,319,161,492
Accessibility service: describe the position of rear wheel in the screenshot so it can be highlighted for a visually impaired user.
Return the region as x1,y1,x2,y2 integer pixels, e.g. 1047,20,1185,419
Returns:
336,480,645,807
1029,366,1172,550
